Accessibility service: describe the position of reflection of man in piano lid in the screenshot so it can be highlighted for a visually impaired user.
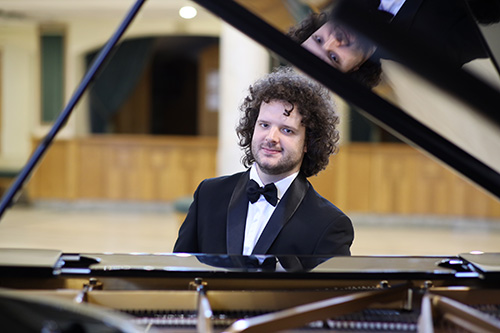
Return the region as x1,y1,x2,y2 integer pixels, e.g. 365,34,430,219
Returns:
290,0,498,89
294,13,380,87
288,7,391,89
301,19,376,74
173,67,354,256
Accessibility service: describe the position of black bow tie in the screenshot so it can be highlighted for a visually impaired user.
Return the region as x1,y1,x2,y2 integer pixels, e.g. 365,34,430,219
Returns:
247,179,278,206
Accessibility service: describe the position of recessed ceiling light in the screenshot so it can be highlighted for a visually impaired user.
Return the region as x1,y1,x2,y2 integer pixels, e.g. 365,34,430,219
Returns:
179,6,197,19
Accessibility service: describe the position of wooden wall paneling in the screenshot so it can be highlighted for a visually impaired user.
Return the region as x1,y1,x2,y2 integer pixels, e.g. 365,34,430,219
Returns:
308,158,336,205
345,145,373,213
463,182,491,217
329,149,348,207
77,141,105,199
46,141,69,199
142,146,169,201
26,137,498,218
307,147,349,208
189,146,217,194
330,147,350,209
167,147,190,200
369,146,391,214
180,148,200,197
414,154,456,215
104,143,143,200
136,146,150,201
458,175,499,217
172,146,217,199
489,197,500,217
370,145,416,214
160,148,186,200
138,137,218,201
29,140,69,199
448,168,474,216
394,147,418,214
426,158,500,218
28,140,45,198
65,139,78,200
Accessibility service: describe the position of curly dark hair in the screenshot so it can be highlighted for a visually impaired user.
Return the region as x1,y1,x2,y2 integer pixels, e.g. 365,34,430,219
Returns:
287,12,382,88
236,67,339,178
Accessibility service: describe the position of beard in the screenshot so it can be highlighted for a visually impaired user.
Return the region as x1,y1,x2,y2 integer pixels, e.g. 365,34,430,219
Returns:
253,143,304,176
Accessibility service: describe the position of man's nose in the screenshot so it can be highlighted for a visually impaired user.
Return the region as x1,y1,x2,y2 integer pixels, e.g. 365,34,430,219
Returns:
266,127,279,142
324,35,343,49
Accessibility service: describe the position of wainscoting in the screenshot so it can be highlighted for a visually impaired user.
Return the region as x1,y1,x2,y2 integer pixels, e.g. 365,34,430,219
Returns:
28,136,500,218
29,135,217,201
310,144,500,217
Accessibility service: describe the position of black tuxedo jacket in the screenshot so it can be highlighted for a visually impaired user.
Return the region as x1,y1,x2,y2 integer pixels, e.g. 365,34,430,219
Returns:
389,0,488,67
173,170,354,256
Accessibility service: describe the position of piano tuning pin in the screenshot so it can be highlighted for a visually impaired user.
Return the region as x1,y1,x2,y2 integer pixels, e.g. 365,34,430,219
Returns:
189,277,208,290
423,280,434,289
379,280,390,289
85,277,102,290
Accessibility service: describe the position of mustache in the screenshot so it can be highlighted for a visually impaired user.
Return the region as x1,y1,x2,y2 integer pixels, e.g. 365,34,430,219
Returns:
261,141,281,150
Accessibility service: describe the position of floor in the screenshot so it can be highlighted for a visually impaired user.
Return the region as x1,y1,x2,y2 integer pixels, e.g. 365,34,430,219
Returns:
0,200,499,256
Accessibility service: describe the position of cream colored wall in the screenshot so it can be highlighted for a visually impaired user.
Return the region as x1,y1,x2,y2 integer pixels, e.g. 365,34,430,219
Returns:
217,23,270,176
0,23,39,169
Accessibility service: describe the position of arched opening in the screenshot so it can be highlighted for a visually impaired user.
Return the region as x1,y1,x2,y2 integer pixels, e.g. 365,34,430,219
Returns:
86,35,219,136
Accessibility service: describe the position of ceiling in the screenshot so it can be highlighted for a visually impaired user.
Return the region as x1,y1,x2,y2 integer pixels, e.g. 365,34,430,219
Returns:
0,0,308,31
0,0,200,21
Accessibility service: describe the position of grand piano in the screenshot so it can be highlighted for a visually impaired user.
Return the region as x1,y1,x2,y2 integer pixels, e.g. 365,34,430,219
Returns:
1,0,500,332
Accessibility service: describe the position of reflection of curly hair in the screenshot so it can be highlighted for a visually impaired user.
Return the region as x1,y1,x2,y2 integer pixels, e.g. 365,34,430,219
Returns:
287,12,382,88
236,67,339,177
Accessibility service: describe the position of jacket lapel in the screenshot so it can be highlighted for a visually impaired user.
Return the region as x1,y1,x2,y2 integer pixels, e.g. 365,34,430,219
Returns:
251,173,309,254
391,0,424,32
226,171,250,254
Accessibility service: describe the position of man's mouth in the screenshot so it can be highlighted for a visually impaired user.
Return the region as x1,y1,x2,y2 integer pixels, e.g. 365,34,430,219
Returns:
261,146,281,154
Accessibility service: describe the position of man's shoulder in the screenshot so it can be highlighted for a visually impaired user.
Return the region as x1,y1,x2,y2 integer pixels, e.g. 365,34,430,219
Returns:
305,180,345,214
199,171,248,190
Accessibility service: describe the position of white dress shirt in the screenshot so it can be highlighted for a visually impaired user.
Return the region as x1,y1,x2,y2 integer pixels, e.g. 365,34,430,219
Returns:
242,165,299,255
379,0,406,16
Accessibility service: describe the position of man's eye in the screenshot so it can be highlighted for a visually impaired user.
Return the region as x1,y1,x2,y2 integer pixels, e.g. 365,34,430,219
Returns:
260,123,269,128
282,128,293,134
328,52,339,63
314,35,322,44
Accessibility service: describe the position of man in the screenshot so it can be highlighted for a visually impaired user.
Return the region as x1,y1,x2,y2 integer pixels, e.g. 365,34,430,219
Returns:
288,2,390,88
289,0,493,88
377,0,490,67
173,67,354,256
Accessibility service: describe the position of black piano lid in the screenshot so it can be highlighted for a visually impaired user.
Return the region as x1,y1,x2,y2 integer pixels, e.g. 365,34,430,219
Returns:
191,0,500,200
0,248,64,277
460,252,500,273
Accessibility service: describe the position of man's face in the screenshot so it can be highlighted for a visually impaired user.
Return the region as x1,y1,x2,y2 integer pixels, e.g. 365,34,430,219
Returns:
251,100,307,180
302,22,375,72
